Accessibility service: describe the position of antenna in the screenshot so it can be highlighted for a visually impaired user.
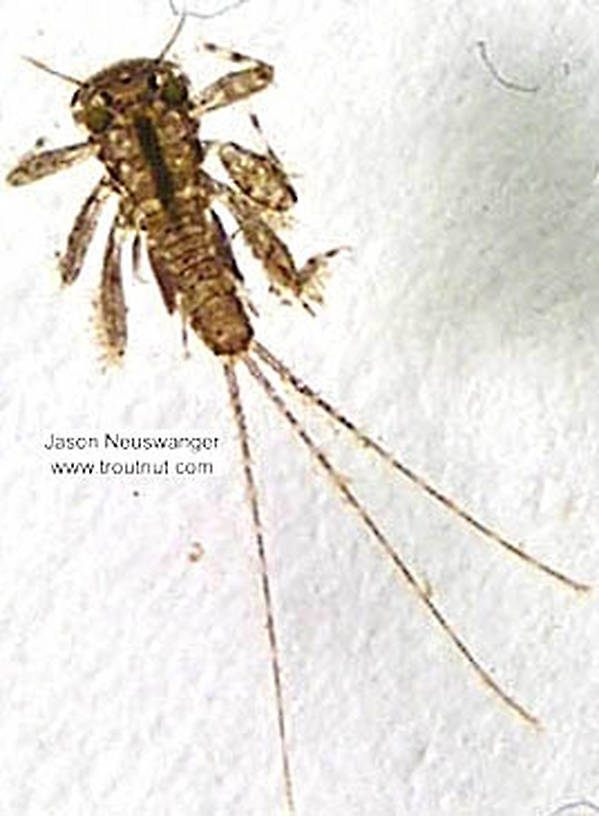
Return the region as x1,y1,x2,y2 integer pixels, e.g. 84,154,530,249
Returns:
22,56,83,87
157,13,187,61
168,0,249,20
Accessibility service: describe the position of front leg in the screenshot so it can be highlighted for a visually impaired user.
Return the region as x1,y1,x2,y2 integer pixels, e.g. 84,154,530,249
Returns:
193,43,273,114
6,142,98,186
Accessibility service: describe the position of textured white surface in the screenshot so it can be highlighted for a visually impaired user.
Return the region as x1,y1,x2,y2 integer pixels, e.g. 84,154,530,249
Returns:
1,1,599,814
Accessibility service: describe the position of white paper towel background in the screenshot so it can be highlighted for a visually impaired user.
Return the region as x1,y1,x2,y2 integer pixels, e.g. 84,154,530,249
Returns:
1,1,599,815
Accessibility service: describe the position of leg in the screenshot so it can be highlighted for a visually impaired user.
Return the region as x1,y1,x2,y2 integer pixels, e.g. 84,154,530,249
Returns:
131,231,145,282
248,112,288,174
193,43,273,114
6,141,97,186
94,206,128,364
123,199,150,285
60,178,112,284
210,176,343,311
204,113,297,211
204,138,297,212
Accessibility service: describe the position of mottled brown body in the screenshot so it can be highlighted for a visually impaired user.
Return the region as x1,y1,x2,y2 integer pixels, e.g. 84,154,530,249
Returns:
6,34,339,812
7,26,590,816
7,42,330,361
74,58,253,355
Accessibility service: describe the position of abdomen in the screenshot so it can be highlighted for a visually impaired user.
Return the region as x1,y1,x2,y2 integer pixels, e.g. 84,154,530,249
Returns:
146,202,253,357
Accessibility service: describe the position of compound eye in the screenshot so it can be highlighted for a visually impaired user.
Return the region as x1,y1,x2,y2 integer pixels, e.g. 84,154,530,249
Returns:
85,104,112,133
160,75,187,105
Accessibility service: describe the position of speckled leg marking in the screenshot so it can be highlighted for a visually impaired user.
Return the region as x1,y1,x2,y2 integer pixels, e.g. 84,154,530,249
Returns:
96,206,128,362
212,178,341,309
6,141,98,186
60,178,112,284
204,112,297,213
194,42,274,114
205,137,297,212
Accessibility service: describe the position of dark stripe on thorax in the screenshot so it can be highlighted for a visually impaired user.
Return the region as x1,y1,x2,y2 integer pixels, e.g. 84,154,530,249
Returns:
133,115,176,214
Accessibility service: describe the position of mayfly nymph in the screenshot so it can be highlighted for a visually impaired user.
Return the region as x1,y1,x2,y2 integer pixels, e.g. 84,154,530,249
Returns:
6,18,590,815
